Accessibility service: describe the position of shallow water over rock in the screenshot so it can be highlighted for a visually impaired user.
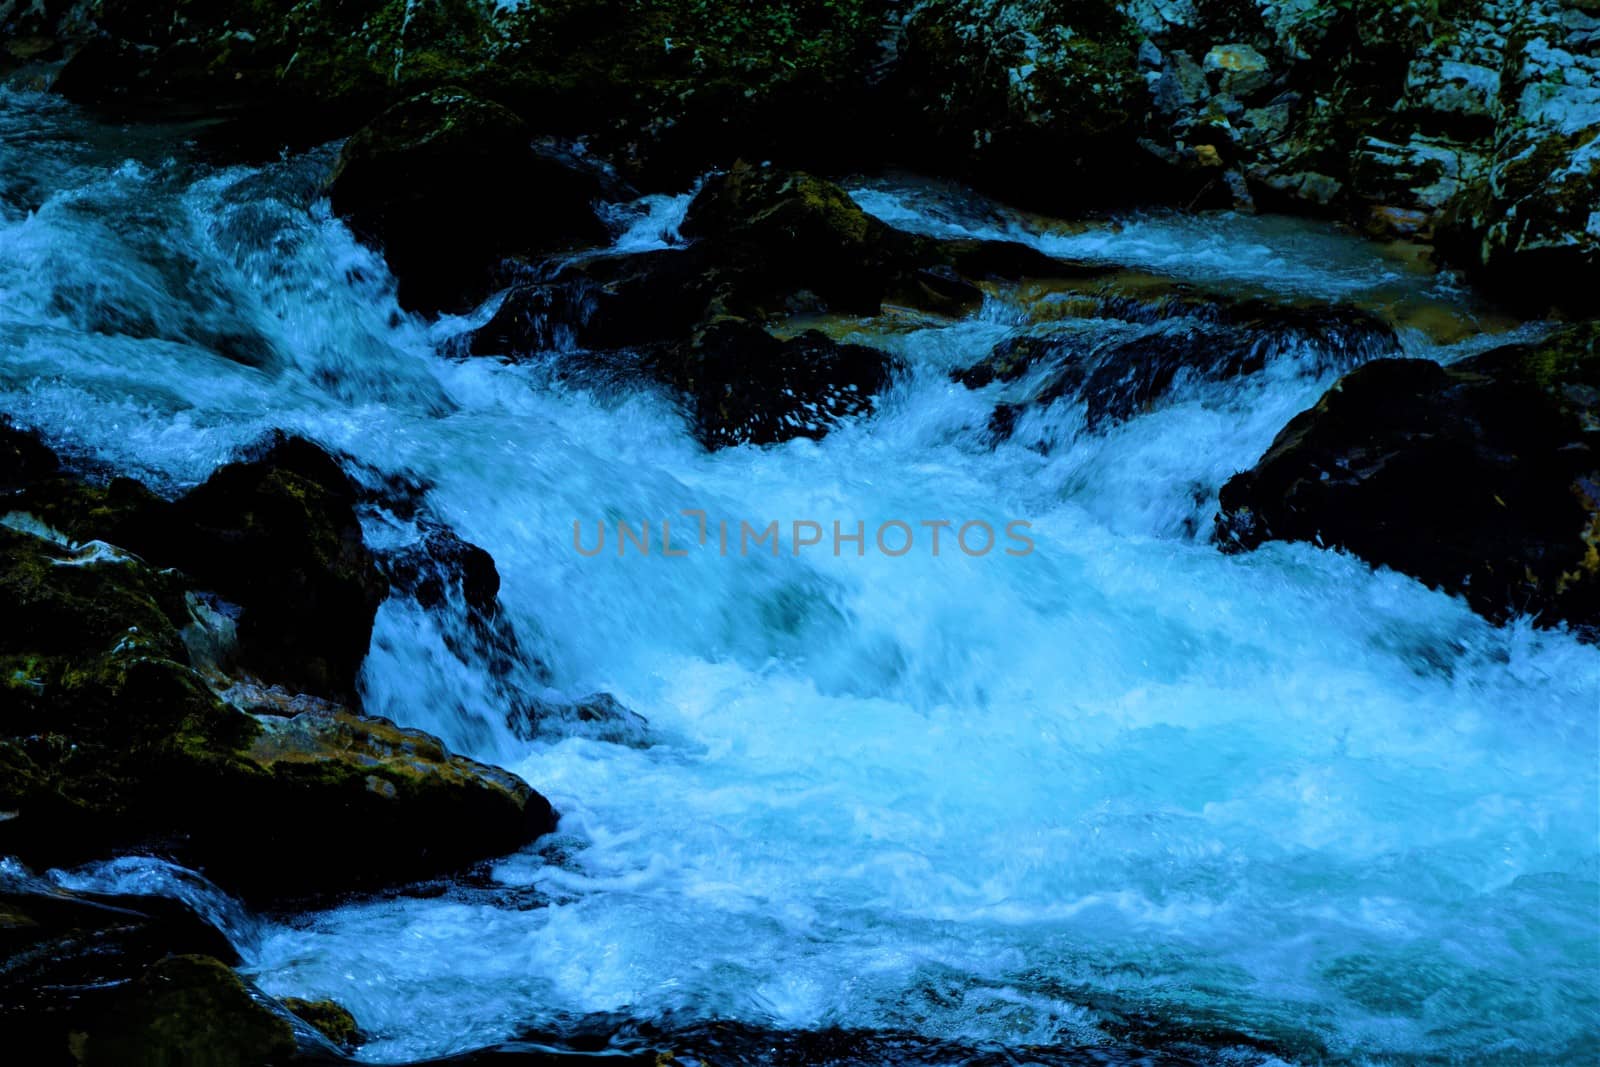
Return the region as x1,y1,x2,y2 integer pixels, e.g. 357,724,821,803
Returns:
0,90,1595,1066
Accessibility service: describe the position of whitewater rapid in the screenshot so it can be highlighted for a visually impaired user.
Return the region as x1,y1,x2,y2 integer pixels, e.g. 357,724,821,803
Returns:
2,90,1596,1065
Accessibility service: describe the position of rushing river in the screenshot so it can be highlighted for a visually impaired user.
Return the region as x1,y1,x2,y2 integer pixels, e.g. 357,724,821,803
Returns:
2,89,1597,1065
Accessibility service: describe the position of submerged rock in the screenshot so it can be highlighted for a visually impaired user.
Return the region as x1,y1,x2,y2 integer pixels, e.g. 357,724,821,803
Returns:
1218,321,1600,636
328,88,608,313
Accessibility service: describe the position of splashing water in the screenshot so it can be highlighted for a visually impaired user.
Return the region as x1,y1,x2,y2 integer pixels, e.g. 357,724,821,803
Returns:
2,90,1596,1065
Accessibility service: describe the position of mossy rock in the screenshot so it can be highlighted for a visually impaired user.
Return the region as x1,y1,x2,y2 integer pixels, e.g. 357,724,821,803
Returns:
0,871,245,1066
282,997,362,1051
1436,126,1600,314
159,434,388,703
654,319,900,449
1218,321,1600,636
85,954,296,1067
218,706,555,898
8,431,386,703
1,444,554,898
680,162,914,317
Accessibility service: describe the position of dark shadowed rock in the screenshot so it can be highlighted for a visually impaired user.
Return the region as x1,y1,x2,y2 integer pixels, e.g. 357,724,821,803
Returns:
679,163,914,316
1218,322,1600,635
84,954,296,1067
958,296,1399,432
0,512,554,900
473,164,1095,362
223,705,556,898
655,320,900,449
0,417,59,491
4,433,383,702
385,525,501,619
0,869,267,1067
328,87,608,313
470,166,1103,449
162,435,388,703
1436,124,1600,316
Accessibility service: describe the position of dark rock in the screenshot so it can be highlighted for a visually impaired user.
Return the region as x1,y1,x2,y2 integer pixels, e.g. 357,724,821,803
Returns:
0,417,59,492
0,515,554,899
474,164,1099,361
0,869,258,1067
510,692,654,749
84,954,297,1067
1218,322,1600,635
161,434,387,703
655,320,900,449
385,526,501,620
328,88,608,313
224,705,556,898
471,166,1098,449
679,163,915,316
958,296,1399,432
1,433,385,700
473,245,727,355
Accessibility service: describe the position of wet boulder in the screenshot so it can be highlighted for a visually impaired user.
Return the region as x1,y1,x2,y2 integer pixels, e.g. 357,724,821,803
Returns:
958,296,1399,432
679,163,917,316
655,319,900,449
282,997,364,1052
384,525,501,619
222,706,555,898
472,164,1097,358
84,954,297,1067
4,431,383,702
161,434,388,703
328,87,608,313
470,165,1101,449
1218,322,1600,636
0,869,268,1066
0,515,554,899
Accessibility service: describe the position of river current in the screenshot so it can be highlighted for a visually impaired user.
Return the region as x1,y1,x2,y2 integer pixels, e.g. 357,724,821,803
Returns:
2,89,1596,1065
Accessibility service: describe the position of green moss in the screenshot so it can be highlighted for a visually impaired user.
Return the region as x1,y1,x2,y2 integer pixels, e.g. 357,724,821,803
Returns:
87,954,296,1067
282,997,362,1049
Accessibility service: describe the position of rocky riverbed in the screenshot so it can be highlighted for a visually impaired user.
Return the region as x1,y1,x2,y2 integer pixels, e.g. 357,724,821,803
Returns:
1,3,1596,1066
